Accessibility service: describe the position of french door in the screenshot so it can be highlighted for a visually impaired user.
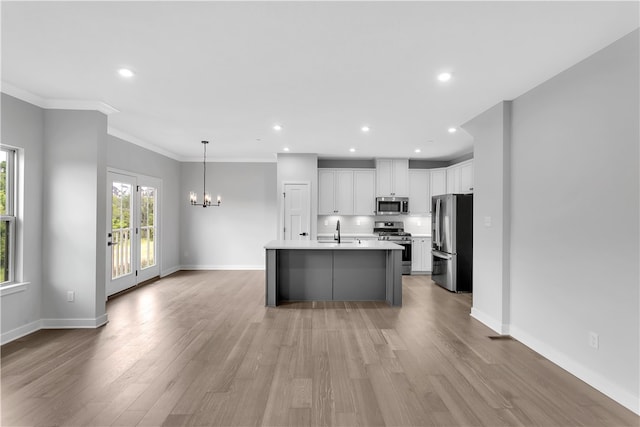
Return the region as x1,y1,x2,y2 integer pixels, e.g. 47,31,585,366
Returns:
107,171,161,296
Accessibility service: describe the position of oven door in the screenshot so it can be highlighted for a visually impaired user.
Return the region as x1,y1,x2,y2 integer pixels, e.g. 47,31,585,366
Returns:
399,241,412,275
399,241,412,262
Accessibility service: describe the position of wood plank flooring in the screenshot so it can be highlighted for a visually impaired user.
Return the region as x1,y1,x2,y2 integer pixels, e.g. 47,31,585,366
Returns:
2,271,638,426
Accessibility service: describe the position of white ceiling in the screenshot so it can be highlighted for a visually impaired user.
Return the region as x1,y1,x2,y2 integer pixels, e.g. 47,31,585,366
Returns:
2,1,638,162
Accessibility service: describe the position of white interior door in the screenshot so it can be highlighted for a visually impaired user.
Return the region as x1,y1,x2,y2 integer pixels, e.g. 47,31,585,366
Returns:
283,183,310,240
107,171,162,296
107,172,137,295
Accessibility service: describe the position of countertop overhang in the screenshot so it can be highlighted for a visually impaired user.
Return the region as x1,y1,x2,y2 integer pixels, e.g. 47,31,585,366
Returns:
264,240,403,250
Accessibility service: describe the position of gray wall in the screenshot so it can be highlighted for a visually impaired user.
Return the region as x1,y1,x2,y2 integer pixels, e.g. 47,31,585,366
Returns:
107,135,181,276
42,109,107,324
180,162,277,269
462,102,511,333
1,94,44,340
466,29,639,412
509,29,639,411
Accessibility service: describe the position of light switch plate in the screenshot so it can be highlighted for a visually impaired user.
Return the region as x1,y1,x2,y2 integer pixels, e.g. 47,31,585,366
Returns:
484,216,492,227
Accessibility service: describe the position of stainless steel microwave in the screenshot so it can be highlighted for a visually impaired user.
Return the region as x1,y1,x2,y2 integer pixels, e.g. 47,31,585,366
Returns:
376,197,409,215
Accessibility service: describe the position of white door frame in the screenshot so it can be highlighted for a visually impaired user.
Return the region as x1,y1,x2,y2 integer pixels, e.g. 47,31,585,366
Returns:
281,181,311,240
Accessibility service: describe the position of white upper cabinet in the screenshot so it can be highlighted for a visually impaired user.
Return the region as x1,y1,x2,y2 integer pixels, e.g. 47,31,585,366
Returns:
353,169,376,215
408,170,430,214
376,159,393,196
459,160,474,193
335,170,354,214
446,159,474,194
319,168,374,215
318,169,337,215
318,169,354,215
375,159,409,196
430,168,447,198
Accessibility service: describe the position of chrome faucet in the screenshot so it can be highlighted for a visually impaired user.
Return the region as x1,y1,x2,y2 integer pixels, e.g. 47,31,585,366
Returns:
334,220,341,243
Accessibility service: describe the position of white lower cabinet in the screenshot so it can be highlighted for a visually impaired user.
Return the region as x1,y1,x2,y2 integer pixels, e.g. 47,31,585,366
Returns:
411,237,432,273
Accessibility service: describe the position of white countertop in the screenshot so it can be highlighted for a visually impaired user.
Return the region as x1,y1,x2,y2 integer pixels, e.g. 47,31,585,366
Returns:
265,240,403,250
317,233,377,238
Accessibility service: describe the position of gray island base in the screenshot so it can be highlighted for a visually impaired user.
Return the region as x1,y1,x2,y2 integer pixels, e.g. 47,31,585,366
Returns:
264,240,403,307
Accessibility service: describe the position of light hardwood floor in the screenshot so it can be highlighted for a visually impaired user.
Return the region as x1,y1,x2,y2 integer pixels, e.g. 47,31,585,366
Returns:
2,271,638,426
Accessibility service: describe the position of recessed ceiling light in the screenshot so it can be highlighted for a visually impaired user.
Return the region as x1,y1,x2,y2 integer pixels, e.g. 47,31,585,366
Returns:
349,148,356,153
118,68,135,78
415,149,421,153
448,127,457,133
283,147,290,152
361,126,370,133
437,72,452,82
273,124,282,131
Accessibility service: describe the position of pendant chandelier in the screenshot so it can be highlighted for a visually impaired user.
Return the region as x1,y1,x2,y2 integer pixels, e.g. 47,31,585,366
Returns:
189,140,221,208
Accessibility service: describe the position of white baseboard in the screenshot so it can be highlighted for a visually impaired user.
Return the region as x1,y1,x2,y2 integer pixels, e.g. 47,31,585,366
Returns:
42,313,109,329
1,319,43,345
1,314,108,345
161,265,181,277
509,325,640,416
180,265,265,271
470,307,510,335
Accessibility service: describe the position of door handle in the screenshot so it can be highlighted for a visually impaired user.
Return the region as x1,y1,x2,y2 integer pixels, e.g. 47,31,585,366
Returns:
299,232,308,236
432,250,452,260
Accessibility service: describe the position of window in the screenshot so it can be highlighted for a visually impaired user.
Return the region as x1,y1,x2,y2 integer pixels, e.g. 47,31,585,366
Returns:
1,147,16,284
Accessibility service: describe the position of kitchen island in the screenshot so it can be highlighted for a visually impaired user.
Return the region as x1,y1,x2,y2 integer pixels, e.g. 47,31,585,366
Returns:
264,240,403,307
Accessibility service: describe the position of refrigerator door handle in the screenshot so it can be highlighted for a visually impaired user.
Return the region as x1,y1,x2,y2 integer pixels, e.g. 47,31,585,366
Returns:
432,250,452,260
435,198,441,247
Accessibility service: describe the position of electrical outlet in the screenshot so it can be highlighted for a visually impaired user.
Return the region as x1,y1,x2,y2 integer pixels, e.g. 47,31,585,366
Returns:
588,331,599,349
356,220,361,226
67,291,75,302
484,216,492,227
324,220,328,226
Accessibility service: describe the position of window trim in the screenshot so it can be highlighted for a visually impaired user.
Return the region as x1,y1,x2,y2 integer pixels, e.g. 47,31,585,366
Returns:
1,146,17,286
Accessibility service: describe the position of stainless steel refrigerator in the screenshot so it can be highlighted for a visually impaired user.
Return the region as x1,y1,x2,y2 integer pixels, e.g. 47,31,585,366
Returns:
431,194,473,292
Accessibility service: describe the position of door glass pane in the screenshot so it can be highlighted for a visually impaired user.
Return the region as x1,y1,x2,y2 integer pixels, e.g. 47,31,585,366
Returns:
112,182,132,279
140,186,156,270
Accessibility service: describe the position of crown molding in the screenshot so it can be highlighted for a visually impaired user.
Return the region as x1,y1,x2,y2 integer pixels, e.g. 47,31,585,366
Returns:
107,127,183,161
181,156,277,163
1,81,119,115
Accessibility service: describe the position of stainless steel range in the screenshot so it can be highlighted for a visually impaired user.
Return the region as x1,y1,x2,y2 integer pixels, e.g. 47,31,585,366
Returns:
374,221,412,275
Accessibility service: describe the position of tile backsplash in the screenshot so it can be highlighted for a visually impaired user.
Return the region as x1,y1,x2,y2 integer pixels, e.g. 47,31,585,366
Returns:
317,215,431,236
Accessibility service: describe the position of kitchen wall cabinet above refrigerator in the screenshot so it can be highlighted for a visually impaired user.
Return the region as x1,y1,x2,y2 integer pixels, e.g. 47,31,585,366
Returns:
446,159,474,194
430,168,447,198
